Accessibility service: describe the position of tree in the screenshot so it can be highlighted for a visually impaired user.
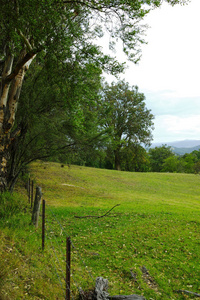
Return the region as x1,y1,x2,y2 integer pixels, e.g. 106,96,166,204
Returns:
191,150,200,174
194,161,200,174
120,143,151,172
162,155,186,173
0,0,189,191
182,152,198,173
148,145,174,172
7,55,103,191
99,81,154,170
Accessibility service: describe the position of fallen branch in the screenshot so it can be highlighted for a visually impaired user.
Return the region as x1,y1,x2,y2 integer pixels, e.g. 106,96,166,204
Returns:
74,204,120,219
176,290,200,297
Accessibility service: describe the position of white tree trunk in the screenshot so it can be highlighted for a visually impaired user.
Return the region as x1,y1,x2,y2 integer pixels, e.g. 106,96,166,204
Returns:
0,50,36,191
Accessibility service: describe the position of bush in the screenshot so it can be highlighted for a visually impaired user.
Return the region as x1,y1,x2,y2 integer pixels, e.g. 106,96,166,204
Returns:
0,192,28,219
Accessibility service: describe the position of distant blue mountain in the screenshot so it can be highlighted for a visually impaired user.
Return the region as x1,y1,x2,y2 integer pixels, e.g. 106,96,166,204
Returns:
151,140,200,155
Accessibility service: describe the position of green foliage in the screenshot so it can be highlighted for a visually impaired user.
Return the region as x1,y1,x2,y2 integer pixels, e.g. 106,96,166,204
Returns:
194,161,200,174
99,80,154,170
182,152,198,173
0,0,189,79
162,155,186,173
7,56,103,189
0,0,190,190
0,0,158,73
148,147,200,174
149,145,174,172
0,192,27,219
120,143,151,172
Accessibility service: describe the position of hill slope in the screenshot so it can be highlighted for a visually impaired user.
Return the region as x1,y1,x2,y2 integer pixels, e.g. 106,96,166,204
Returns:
1,162,200,300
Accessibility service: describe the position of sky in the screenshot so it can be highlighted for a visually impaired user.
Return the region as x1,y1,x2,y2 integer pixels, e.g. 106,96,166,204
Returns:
102,0,200,144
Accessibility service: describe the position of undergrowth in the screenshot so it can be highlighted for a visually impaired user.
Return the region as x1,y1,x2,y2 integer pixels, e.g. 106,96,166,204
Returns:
0,192,27,219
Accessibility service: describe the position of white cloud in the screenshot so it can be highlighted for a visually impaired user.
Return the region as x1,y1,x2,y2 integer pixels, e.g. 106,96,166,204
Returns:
125,0,200,98
144,91,200,117
100,0,200,143
123,0,200,143
153,115,200,143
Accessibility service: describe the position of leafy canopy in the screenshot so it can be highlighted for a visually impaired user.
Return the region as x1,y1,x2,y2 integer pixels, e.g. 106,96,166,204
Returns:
99,80,154,170
0,0,189,69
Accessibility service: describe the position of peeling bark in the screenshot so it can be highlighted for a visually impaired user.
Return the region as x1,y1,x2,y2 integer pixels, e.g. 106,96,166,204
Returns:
0,49,36,192
4,50,37,84
0,54,14,127
5,67,25,131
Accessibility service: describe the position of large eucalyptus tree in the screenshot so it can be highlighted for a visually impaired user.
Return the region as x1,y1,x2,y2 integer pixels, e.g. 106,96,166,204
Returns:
100,81,154,170
0,0,188,191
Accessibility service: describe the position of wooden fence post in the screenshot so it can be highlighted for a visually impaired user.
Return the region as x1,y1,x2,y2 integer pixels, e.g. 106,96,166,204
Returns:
66,237,71,300
42,199,45,250
28,177,31,204
31,180,34,208
31,186,42,228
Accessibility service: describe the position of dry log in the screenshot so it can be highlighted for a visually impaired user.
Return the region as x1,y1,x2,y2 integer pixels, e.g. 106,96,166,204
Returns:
95,277,109,300
93,277,146,300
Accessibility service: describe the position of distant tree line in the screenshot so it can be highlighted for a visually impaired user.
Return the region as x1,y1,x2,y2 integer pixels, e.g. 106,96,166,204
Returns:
70,144,200,174
148,145,200,174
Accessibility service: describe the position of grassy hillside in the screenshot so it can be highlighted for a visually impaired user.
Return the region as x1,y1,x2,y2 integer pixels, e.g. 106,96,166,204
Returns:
1,161,200,299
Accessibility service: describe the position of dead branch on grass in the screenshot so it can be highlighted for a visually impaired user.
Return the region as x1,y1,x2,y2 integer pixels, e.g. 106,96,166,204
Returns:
176,290,200,297
74,204,120,219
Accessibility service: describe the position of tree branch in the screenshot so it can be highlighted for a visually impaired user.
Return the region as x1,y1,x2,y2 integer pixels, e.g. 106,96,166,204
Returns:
4,50,39,84
17,30,33,52
74,204,120,218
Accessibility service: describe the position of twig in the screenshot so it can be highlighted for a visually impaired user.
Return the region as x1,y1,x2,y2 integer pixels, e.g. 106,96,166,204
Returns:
176,290,200,297
74,204,120,219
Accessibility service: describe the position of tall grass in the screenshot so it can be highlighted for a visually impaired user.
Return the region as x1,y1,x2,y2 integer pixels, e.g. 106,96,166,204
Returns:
0,191,27,219
0,190,65,299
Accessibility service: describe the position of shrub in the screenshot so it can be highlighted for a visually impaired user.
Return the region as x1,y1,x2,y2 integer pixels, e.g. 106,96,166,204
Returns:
0,192,28,219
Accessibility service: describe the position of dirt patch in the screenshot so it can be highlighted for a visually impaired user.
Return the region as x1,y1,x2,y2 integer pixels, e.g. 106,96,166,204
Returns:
61,183,85,189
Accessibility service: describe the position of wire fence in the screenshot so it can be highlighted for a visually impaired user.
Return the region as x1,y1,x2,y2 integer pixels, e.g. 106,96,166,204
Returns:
26,174,200,300
45,203,95,300
27,177,95,300
26,174,154,300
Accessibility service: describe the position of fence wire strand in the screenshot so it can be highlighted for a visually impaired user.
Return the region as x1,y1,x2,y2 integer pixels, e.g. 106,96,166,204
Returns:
45,209,87,299
45,221,76,300
30,182,96,300
46,204,96,284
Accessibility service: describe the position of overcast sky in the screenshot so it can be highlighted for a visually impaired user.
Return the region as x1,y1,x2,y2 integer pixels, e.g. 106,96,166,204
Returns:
102,0,200,144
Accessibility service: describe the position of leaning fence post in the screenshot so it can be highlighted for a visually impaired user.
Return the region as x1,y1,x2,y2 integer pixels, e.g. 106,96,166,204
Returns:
28,177,31,204
66,237,71,300
31,180,34,208
42,199,45,250
31,186,42,228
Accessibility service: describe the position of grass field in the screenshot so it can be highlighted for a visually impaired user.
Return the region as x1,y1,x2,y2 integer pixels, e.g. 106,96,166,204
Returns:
1,161,200,299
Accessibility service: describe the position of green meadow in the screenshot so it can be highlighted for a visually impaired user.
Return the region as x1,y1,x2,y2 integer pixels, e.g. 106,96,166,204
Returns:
1,161,200,299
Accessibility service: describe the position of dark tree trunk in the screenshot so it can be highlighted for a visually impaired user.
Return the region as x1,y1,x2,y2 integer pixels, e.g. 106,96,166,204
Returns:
114,149,121,171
